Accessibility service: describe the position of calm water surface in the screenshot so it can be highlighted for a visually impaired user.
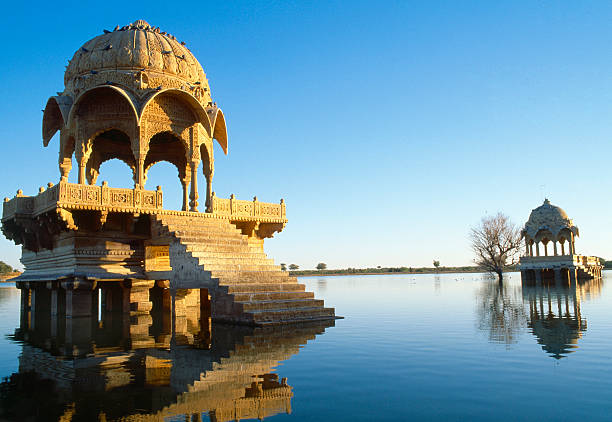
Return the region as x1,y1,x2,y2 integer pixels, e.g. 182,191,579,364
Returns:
1,272,611,421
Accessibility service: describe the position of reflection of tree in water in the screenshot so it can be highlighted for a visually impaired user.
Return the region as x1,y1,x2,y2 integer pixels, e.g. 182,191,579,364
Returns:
476,281,528,345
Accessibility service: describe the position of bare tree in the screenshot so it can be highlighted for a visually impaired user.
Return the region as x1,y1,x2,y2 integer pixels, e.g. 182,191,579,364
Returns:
470,212,522,282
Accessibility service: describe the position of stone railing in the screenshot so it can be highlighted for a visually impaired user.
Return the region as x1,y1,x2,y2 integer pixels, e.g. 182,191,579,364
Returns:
3,181,163,219
577,255,602,267
210,193,286,222
520,254,602,268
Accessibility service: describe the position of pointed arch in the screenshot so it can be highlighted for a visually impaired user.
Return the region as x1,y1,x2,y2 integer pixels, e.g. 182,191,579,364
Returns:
68,85,138,128
43,96,72,146
86,129,136,185
139,88,212,135
144,131,189,182
210,108,228,155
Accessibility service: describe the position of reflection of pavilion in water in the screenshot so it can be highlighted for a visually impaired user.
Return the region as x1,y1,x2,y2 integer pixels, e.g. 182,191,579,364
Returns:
5,284,334,421
522,279,602,359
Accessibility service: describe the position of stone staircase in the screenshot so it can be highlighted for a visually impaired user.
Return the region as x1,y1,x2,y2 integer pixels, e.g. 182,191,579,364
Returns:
152,214,337,325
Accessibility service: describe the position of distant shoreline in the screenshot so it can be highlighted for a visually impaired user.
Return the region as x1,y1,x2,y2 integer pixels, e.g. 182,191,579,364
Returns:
290,266,500,277
0,272,20,282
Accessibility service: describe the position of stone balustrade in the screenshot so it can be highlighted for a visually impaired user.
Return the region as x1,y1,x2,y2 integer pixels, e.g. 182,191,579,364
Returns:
2,181,163,219
2,182,287,225
211,192,287,222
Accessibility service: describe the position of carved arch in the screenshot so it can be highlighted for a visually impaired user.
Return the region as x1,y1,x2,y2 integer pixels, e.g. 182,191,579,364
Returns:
139,88,212,134
68,85,139,128
43,96,72,146
144,131,189,184
534,229,554,244
200,142,214,177
210,107,228,155
86,129,136,185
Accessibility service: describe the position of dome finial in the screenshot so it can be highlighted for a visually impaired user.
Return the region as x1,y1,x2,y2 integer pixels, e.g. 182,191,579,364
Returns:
131,19,151,29
543,198,550,205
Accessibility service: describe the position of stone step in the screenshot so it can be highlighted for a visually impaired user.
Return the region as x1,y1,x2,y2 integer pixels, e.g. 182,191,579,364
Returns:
248,307,336,324
181,243,260,254
239,299,325,312
231,291,314,302
184,249,269,259
166,231,246,241
197,263,280,273
224,283,305,293
214,272,293,284
162,226,245,236
164,230,247,242
189,253,274,265
176,236,251,246
156,215,337,325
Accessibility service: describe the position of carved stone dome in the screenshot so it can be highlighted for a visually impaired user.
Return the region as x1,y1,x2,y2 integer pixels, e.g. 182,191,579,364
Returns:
523,199,578,240
63,20,210,100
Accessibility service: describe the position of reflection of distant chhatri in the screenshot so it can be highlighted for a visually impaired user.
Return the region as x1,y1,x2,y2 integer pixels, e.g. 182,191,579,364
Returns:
519,199,602,285
522,279,602,359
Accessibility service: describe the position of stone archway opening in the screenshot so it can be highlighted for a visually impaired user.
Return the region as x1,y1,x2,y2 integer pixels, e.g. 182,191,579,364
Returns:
88,129,135,187
144,131,188,211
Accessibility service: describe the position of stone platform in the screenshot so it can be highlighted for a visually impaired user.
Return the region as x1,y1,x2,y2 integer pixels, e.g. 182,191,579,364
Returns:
519,255,602,286
2,182,338,325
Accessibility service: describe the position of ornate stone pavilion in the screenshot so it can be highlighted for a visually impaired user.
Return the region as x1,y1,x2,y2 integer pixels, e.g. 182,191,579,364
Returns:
1,20,336,325
519,199,602,285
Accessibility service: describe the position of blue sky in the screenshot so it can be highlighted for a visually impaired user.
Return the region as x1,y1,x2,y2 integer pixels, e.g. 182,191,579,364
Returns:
2,1,612,270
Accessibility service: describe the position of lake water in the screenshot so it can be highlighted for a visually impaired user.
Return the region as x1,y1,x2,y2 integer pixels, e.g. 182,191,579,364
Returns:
0,272,611,421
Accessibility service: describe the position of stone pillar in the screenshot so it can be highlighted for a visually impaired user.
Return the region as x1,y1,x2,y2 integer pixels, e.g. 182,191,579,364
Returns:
553,242,558,256
189,159,200,212
535,270,542,286
19,287,31,331
121,279,155,349
75,139,92,185
173,289,201,346
536,243,540,257
561,241,565,255
181,176,190,212
61,278,96,350
569,268,577,286
135,157,145,189
30,286,52,332
150,281,172,345
544,242,548,257
47,281,61,337
205,169,214,213
59,157,72,182
525,239,530,256
62,278,95,318
122,279,154,314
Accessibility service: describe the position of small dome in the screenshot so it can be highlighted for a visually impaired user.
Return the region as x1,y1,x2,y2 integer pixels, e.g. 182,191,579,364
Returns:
523,199,577,240
64,20,210,99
